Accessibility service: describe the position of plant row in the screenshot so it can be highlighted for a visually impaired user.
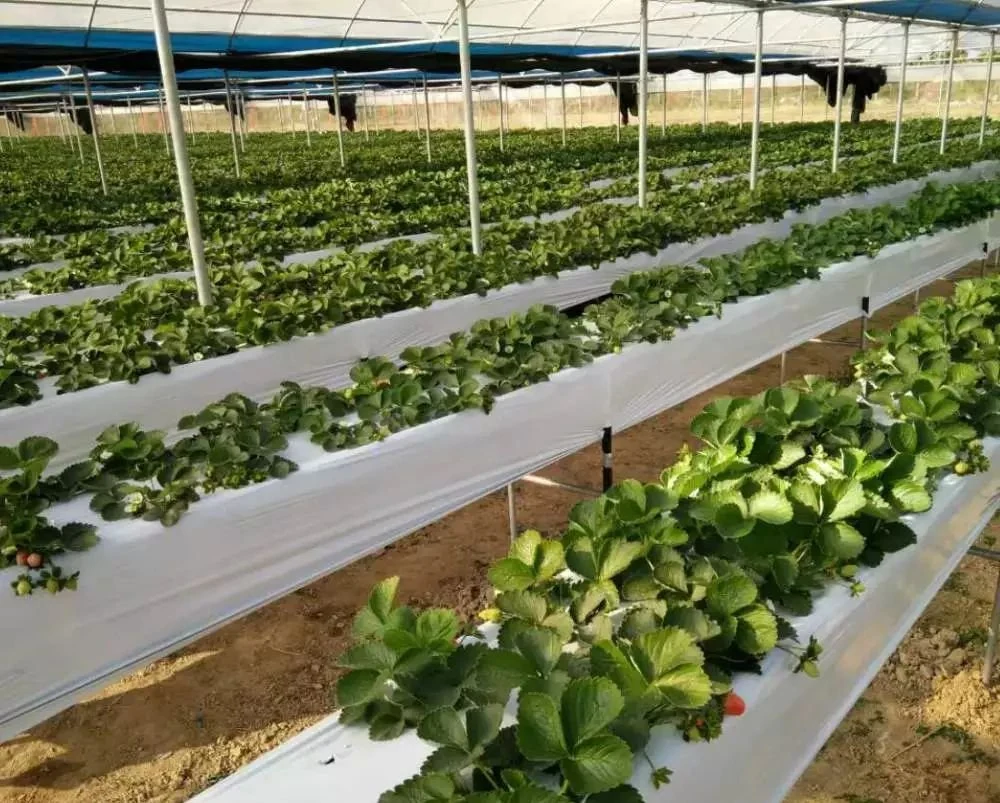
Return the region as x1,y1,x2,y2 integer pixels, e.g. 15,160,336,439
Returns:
0,142,994,410
334,272,999,803
4,118,958,238
0,117,951,284
2,177,999,597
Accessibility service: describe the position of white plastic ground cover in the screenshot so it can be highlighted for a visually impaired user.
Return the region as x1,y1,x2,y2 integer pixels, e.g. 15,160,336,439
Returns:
0,222,991,742
2,157,997,316
4,163,998,474
188,438,1000,803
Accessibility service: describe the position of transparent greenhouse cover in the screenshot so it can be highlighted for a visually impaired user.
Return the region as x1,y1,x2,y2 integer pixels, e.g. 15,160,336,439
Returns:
0,0,996,67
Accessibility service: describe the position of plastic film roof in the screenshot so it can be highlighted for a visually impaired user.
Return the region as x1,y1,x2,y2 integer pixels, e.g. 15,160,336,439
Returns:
0,0,984,66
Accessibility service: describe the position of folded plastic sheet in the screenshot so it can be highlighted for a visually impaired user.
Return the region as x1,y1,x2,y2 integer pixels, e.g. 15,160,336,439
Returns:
4,166,999,474
188,438,1000,803
0,222,990,741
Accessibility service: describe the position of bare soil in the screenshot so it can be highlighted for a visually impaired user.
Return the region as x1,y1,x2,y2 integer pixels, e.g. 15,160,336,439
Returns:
0,267,996,803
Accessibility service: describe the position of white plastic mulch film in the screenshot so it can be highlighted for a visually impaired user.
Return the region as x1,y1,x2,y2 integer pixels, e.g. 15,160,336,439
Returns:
0,0,988,63
192,438,1000,803
0,215,995,742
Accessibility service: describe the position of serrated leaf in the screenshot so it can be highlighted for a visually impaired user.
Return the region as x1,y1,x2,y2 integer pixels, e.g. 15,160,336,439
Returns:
516,627,564,676
749,490,794,524
369,577,400,621
634,627,705,681
561,733,633,796
418,707,468,750
415,609,459,648
339,641,397,671
652,663,713,708
489,558,536,592
0,445,20,470
496,591,548,624
820,521,866,560
562,677,624,747
888,421,919,454
735,605,779,655
706,573,758,616
336,668,383,707
516,692,567,762
890,480,932,513
823,478,866,522
663,607,721,642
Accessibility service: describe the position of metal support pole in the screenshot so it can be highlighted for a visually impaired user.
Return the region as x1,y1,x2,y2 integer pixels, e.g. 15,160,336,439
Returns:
504,82,511,134
638,0,649,209
893,22,910,164
371,88,380,134
543,82,549,129
423,75,432,162
304,91,313,147
662,73,667,136
770,74,776,125
984,565,1000,686
740,73,745,128
108,104,117,135
497,74,505,151
70,96,85,161
277,97,284,133
749,10,764,189
561,78,567,146
616,73,622,142
579,83,584,127
982,32,996,148
506,483,517,542
159,88,170,154
81,69,107,196
186,94,195,139
832,15,847,173
602,427,614,491
779,351,787,384
333,73,345,167
360,86,370,142
940,28,958,155
412,81,420,135
702,72,708,131
800,73,805,122
236,91,246,151
56,100,68,143
457,0,482,256
290,95,297,137
127,97,138,146
223,75,242,177
151,0,213,307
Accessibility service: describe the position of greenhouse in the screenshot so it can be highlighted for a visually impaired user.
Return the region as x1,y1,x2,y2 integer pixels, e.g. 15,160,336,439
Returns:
0,1,999,802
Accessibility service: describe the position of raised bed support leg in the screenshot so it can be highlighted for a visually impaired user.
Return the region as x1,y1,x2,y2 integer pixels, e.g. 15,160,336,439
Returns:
860,295,870,350
506,483,517,542
602,427,614,491
984,565,1000,686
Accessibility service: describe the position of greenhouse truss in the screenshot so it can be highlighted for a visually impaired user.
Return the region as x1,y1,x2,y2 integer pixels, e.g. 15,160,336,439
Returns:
2,0,1000,801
